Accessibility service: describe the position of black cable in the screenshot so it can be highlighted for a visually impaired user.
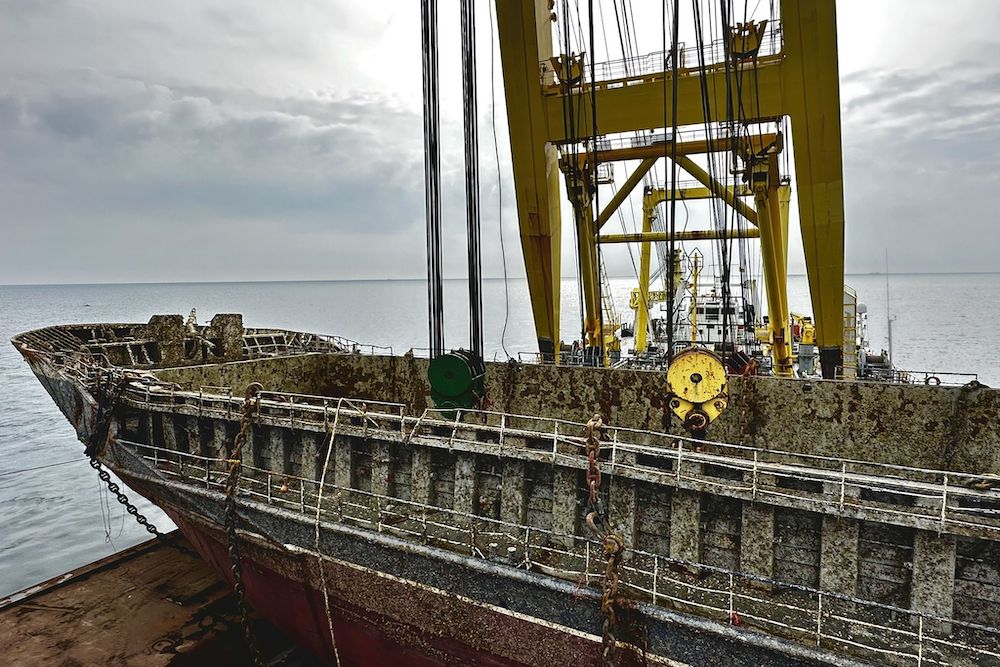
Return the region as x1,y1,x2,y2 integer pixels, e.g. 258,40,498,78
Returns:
488,2,511,359
665,0,680,363
589,0,603,366
0,458,88,478
560,0,587,349
461,0,483,359
421,0,443,358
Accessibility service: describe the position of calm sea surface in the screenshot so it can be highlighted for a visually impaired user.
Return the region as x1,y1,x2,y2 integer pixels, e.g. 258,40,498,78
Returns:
1,274,998,596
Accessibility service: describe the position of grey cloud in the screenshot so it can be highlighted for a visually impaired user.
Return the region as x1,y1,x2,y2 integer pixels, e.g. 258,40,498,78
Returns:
0,64,520,284
840,55,1000,271
0,69,427,229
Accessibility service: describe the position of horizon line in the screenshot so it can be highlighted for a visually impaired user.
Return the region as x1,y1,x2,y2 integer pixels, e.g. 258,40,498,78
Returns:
3,271,1000,288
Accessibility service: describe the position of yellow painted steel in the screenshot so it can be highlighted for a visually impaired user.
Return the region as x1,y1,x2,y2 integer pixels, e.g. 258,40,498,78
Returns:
497,0,845,372
666,348,729,432
562,134,778,168
781,0,846,374
542,57,786,140
495,1,562,359
689,252,701,343
634,191,655,352
572,187,601,346
672,155,759,226
598,229,760,244
752,155,793,376
596,158,656,230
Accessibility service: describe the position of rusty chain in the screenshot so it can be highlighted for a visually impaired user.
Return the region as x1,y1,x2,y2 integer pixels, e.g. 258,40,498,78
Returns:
223,382,264,667
582,414,626,666
585,415,605,527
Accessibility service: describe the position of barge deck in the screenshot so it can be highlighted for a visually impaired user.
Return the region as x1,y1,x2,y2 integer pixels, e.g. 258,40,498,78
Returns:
0,532,319,666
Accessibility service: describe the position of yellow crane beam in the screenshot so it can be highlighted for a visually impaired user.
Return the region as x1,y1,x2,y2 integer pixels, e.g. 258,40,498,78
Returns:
595,157,656,230
599,229,760,244
542,57,786,141
752,155,793,376
673,154,759,226
560,134,779,167
495,0,562,360
782,0,846,375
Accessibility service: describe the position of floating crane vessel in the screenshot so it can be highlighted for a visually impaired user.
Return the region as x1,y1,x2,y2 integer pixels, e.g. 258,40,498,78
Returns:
13,1,1000,665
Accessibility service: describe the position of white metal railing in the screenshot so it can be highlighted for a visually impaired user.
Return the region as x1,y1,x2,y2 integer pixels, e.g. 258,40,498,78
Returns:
119,439,1000,667
119,383,1000,540
541,21,783,87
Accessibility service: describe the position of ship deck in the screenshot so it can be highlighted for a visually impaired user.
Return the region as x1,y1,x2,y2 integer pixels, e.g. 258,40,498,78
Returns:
0,532,320,666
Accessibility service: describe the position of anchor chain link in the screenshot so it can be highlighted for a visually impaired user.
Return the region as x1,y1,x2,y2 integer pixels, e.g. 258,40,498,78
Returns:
582,414,626,666
223,382,265,667
87,371,189,554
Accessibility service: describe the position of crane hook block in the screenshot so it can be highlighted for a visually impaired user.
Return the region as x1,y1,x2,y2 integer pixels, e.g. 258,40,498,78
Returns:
428,350,486,419
666,348,729,434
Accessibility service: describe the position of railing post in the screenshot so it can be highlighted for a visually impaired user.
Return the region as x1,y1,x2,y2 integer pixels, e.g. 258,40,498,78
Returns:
523,527,531,569
728,573,735,623
939,474,949,535
267,471,272,505
611,429,619,473
838,463,847,511
815,592,823,647
652,556,659,605
551,420,557,464
752,450,759,501
676,441,683,482
917,614,924,667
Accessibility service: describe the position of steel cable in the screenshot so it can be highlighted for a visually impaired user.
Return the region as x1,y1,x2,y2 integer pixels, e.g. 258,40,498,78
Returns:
421,0,444,358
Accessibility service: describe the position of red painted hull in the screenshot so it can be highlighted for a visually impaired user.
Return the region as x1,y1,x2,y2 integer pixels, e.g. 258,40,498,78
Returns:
164,508,626,667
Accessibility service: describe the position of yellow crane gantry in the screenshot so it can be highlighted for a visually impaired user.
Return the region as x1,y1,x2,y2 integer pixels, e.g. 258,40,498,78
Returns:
496,0,845,377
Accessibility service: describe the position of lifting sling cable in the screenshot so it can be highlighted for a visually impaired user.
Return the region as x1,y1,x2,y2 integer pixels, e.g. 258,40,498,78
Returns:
421,0,444,358
461,0,483,359
589,0,603,366
665,0,680,362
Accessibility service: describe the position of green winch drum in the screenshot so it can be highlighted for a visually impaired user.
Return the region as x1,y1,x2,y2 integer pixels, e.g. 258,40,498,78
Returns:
427,350,486,417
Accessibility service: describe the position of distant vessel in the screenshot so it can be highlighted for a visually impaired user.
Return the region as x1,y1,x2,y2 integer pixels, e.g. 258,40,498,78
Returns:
13,1,1000,666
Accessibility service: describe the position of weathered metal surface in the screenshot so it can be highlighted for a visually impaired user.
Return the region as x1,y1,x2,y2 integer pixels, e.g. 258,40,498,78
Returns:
156,352,1000,474
11,318,1000,667
0,532,319,666
153,478,846,667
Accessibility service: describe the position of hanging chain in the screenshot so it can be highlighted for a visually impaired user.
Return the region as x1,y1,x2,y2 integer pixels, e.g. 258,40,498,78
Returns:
224,382,265,667
87,371,190,554
582,414,626,666
89,458,164,538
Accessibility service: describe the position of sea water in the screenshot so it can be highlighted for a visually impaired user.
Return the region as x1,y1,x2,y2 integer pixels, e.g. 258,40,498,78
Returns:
2,274,998,596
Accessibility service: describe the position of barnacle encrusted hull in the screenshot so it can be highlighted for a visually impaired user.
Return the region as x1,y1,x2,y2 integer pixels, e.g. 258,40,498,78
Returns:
12,315,1000,666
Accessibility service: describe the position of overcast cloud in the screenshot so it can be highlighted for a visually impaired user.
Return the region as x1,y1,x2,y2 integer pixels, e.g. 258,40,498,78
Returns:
1,0,999,284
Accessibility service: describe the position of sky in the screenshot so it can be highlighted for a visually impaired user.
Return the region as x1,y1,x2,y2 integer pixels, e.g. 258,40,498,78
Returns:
1,0,999,285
